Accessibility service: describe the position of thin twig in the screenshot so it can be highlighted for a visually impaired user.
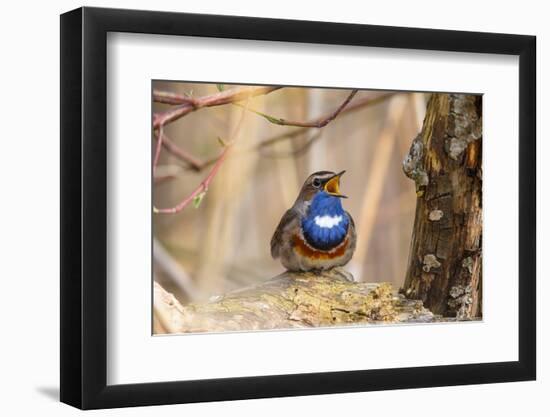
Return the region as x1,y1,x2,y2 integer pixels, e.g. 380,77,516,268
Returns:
258,91,396,148
156,132,205,171
153,86,281,128
154,97,251,214
153,90,197,105
154,174,178,184
235,89,357,128
152,125,164,177
259,131,323,158
154,145,228,214
154,165,186,184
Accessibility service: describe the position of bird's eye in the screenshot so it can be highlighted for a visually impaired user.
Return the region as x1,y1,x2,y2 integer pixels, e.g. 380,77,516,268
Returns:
312,178,322,188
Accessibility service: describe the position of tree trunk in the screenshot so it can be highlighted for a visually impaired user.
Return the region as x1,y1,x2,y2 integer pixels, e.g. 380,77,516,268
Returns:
153,268,436,334
401,93,482,319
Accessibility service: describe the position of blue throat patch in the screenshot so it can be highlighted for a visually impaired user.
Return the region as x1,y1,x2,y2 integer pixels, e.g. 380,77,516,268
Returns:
302,191,349,250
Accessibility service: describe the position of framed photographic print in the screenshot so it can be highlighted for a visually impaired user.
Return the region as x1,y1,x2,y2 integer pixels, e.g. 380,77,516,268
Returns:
60,6,536,409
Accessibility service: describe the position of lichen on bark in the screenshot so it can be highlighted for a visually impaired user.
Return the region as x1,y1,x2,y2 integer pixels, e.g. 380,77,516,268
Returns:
445,94,482,160
403,134,429,193
153,268,436,334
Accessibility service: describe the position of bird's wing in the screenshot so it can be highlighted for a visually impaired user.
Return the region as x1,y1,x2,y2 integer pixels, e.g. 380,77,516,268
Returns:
345,210,357,252
270,208,298,259
346,211,355,229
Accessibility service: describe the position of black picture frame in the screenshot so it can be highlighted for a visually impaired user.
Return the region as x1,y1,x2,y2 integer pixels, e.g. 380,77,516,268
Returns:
60,6,536,410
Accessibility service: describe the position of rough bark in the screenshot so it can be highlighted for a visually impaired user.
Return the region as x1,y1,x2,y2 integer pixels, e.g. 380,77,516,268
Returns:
153,268,436,334
401,93,482,318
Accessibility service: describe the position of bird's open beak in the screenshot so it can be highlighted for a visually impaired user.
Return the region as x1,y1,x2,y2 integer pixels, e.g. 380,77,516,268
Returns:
324,170,347,198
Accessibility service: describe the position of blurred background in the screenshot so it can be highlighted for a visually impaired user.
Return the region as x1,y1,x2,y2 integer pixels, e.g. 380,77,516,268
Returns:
153,82,428,305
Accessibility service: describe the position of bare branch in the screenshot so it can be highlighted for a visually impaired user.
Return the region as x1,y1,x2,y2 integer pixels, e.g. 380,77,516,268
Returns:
154,144,228,214
258,91,397,148
152,125,164,177
155,132,205,172
153,90,197,105
154,97,251,214
259,131,323,158
236,89,358,128
153,86,281,128
154,165,187,184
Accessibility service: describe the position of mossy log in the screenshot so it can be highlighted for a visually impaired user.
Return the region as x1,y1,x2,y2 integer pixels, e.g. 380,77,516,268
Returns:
153,268,435,334
401,93,482,318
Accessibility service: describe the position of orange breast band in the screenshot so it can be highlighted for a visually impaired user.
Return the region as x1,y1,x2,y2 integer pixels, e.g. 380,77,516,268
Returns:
292,234,349,260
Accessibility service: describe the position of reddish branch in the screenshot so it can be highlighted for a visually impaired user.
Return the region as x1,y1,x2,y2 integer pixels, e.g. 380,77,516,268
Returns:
153,90,197,105
154,98,251,214
237,89,358,128
258,91,396,148
154,145,231,214
153,126,164,177
157,132,205,172
153,86,281,128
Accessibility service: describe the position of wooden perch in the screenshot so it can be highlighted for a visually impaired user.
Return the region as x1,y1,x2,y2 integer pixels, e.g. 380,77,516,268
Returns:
153,268,436,334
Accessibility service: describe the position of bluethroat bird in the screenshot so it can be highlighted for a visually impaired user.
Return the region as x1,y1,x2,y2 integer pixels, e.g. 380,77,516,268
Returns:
271,171,356,272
